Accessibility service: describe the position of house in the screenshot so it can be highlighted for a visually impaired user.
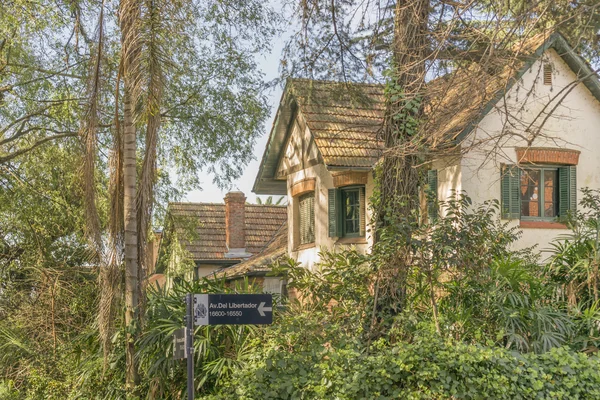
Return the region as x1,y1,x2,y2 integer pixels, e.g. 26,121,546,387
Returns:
253,32,600,268
154,191,288,292
253,78,381,270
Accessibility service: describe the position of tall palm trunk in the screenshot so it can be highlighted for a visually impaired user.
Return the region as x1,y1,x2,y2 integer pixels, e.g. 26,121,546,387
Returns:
120,0,142,387
122,88,139,388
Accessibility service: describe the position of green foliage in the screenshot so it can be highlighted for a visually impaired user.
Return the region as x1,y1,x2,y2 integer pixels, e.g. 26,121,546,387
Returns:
384,79,422,138
205,335,600,400
255,196,286,205
132,278,266,399
273,252,371,333
546,188,600,351
0,143,100,398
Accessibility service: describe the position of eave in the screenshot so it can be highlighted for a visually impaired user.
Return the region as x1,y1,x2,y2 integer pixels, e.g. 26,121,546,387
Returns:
252,81,296,195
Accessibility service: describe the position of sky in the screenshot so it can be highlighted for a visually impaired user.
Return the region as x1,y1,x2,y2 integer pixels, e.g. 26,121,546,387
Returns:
182,35,288,205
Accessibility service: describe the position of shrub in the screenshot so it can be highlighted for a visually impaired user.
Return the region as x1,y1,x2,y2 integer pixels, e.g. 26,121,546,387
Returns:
204,336,600,400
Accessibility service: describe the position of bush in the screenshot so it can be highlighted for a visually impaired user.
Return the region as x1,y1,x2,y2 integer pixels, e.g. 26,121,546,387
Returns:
204,336,600,400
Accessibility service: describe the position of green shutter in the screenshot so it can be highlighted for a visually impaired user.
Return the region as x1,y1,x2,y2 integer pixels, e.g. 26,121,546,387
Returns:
359,186,366,236
328,188,340,237
559,166,577,217
501,165,520,219
427,170,438,220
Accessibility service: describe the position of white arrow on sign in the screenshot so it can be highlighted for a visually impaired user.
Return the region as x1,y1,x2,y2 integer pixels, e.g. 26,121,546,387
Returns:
257,302,272,317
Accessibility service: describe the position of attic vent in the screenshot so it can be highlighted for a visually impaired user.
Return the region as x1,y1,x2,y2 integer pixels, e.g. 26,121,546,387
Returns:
543,63,553,85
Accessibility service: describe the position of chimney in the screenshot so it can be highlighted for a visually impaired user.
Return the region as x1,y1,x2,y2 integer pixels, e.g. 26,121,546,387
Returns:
224,191,251,258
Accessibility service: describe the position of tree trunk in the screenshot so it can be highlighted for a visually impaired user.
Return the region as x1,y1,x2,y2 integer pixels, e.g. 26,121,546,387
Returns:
380,0,429,217
373,0,430,323
123,88,139,388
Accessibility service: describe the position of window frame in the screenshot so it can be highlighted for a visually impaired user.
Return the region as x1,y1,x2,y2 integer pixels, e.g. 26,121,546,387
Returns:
519,166,559,222
340,186,362,238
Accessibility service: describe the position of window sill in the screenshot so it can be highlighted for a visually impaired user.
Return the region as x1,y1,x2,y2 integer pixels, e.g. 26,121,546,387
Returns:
335,237,367,245
520,220,567,229
294,243,315,251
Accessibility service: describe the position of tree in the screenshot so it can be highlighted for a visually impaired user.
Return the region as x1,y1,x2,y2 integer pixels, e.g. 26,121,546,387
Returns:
256,196,286,205
1,0,279,390
283,0,600,330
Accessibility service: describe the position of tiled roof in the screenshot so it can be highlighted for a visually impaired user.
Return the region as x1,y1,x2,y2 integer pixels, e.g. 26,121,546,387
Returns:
254,32,600,195
286,32,598,166
288,64,521,166
168,203,287,261
290,79,385,168
421,33,552,146
214,223,288,279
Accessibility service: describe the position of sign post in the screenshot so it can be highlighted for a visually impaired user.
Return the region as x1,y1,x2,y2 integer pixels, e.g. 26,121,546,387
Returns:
185,293,194,400
179,293,273,399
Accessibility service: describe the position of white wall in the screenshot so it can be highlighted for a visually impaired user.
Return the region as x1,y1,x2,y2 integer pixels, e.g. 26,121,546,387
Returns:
431,155,462,216
458,48,600,256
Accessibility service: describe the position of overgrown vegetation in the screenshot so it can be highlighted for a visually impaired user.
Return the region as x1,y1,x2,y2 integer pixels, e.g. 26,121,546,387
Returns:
3,191,600,398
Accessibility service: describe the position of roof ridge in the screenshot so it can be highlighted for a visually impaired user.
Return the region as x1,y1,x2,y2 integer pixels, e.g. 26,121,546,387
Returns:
169,202,287,208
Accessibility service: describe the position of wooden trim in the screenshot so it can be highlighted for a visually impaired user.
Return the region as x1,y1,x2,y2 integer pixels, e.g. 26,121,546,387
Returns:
277,158,321,178
332,171,368,187
274,105,298,179
516,148,580,165
291,178,316,197
335,237,368,245
294,242,316,251
520,220,567,229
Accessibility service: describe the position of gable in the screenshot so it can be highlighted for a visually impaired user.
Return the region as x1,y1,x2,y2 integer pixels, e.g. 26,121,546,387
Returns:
454,32,600,143
466,47,600,152
276,111,321,178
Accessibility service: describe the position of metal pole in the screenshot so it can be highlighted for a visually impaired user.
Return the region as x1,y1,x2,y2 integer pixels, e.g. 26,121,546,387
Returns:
186,293,194,400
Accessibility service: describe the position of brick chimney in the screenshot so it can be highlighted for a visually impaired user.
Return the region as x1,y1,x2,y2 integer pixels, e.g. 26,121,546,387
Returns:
224,191,251,258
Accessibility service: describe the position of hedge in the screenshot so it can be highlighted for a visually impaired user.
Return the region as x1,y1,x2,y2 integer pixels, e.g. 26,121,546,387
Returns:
203,338,600,399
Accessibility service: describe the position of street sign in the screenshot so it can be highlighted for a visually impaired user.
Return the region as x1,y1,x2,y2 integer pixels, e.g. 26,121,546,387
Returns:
193,294,273,326
173,328,187,360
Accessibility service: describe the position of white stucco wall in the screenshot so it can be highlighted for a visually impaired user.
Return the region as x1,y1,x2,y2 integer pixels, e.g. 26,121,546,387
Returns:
456,48,600,256
431,155,462,217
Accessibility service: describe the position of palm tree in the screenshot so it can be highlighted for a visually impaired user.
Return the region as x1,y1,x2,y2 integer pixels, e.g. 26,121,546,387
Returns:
256,196,286,205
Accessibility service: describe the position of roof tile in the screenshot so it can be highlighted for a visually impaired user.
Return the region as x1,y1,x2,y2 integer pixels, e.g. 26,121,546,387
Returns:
168,203,287,261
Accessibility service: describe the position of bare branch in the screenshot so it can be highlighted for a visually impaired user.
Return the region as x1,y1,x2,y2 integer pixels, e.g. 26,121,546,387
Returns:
0,133,78,163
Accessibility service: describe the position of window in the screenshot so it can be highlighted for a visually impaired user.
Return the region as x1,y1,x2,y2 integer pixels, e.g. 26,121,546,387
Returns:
263,277,286,296
520,168,558,218
342,188,361,236
298,192,315,244
501,165,576,220
328,186,366,238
